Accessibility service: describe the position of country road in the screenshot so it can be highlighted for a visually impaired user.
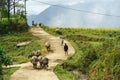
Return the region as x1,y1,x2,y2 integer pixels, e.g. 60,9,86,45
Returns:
10,27,75,80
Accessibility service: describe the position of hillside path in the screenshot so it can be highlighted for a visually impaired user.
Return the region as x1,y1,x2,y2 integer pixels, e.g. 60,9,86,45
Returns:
10,27,75,80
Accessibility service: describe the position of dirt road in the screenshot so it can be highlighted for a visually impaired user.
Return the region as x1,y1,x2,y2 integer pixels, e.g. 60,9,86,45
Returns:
10,27,75,80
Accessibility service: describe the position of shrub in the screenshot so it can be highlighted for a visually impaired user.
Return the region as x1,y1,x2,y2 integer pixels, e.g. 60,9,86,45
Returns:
0,47,12,75
89,39,120,80
78,44,99,73
0,17,28,35
43,27,120,80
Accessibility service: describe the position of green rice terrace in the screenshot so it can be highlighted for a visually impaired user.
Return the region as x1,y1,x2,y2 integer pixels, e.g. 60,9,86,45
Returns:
43,27,120,80
0,26,120,80
1,0,120,80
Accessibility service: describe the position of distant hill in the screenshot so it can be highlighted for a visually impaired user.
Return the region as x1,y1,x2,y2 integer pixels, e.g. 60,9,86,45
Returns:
27,2,120,28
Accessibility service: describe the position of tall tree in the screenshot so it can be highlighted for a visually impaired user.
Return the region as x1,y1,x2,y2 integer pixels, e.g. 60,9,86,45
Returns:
0,0,6,20
13,0,15,16
7,0,10,20
0,2,2,20
13,0,21,16
24,0,26,17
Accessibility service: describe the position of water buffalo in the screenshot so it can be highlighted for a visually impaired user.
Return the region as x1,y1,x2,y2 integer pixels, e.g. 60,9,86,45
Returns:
35,50,41,57
45,42,51,51
28,50,41,58
39,57,49,69
28,51,36,58
30,56,39,69
30,56,49,70
55,29,62,35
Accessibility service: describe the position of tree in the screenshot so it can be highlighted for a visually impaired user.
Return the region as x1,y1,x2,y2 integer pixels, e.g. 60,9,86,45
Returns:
7,0,10,19
13,0,23,16
13,0,16,16
24,0,27,18
0,0,28,19
0,0,7,20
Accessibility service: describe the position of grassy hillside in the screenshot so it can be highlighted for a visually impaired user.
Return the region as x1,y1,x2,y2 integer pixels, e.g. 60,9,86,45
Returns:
0,32,42,63
0,27,50,80
43,27,120,80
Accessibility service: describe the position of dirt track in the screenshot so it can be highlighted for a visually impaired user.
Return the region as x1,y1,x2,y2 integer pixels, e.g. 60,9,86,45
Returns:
10,27,75,80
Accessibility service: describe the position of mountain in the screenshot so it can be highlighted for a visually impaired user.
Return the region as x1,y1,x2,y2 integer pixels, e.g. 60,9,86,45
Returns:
27,2,120,28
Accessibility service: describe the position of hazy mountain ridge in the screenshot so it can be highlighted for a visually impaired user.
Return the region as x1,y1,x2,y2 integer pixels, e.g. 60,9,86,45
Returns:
27,2,120,28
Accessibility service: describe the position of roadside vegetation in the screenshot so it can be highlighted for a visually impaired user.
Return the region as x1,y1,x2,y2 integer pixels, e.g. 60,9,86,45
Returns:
0,47,12,80
0,17,28,35
0,29,44,80
0,0,28,35
43,26,120,80
0,32,42,63
0,29,49,80
2,67,19,80
0,0,42,79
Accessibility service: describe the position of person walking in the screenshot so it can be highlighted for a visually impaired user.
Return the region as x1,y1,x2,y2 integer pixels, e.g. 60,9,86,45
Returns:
64,43,68,55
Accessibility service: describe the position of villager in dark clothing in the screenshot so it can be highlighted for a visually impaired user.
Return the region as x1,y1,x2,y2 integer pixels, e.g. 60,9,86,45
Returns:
64,43,68,55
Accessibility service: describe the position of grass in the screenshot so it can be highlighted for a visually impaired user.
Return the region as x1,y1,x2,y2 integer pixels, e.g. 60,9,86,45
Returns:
43,26,120,80
54,41,81,80
2,67,20,80
43,27,120,38
0,32,42,64
54,64,78,80
0,28,49,80
1,26,120,80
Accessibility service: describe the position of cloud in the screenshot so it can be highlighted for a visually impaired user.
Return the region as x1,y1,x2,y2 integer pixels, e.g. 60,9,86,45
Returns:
27,0,120,27
54,0,85,5
26,0,85,15
27,5,49,15
26,0,50,15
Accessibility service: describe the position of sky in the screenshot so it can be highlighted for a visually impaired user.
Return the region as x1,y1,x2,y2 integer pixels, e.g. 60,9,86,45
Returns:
26,0,88,15
26,0,118,15
26,0,120,27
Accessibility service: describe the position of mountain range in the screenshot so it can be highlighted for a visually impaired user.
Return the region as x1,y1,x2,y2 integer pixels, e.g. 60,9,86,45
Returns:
27,2,120,28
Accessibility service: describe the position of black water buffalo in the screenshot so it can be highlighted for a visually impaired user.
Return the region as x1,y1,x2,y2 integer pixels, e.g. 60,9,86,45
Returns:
45,42,51,51
28,51,35,58
30,56,49,70
39,57,49,69
35,50,41,57
30,56,39,69
28,50,41,58
55,29,62,35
